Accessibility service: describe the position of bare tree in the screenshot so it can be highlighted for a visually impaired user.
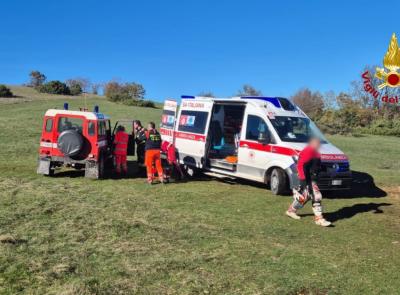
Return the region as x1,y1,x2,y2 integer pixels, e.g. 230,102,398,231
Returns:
66,77,91,93
91,83,101,95
236,84,262,96
291,88,324,118
323,90,337,109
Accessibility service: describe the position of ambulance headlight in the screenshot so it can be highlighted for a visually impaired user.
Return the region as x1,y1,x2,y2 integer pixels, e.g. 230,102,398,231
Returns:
292,155,299,163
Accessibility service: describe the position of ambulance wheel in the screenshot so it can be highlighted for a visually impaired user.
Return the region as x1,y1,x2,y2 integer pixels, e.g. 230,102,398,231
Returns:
182,165,199,178
270,168,287,195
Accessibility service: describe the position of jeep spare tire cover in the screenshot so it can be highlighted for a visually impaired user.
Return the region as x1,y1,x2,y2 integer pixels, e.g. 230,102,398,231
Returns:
57,130,84,157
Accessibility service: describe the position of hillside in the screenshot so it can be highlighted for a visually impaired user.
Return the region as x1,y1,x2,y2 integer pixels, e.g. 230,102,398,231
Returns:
0,87,399,294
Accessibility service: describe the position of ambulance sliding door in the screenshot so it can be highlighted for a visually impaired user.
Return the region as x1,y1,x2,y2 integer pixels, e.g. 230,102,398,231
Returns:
160,99,178,143
175,100,213,168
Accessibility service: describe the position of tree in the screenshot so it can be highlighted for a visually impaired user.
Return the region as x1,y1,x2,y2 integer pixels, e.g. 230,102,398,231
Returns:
0,85,13,97
91,83,101,95
125,82,145,100
322,90,337,110
66,78,90,94
66,79,83,95
29,70,46,87
104,81,146,102
198,91,215,97
236,84,262,96
291,88,324,119
37,81,70,95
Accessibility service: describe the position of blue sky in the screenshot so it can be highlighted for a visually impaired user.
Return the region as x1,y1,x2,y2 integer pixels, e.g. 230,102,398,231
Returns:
1,0,399,100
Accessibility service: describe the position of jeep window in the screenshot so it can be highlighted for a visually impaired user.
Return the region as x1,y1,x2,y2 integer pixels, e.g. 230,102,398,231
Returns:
246,115,272,142
270,116,327,143
58,117,83,133
45,118,53,132
177,110,208,134
88,121,95,136
98,121,107,136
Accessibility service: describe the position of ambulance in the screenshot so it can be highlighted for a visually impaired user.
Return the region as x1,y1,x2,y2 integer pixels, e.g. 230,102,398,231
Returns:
160,96,352,195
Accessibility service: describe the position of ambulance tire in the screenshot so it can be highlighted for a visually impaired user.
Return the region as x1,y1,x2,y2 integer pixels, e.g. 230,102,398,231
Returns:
270,168,288,195
182,164,200,178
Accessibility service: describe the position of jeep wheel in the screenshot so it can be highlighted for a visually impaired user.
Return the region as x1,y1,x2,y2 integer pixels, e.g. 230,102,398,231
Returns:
98,155,105,179
270,168,287,195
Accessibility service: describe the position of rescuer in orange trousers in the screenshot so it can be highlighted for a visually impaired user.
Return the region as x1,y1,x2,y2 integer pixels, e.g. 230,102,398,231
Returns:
113,125,129,174
144,122,164,184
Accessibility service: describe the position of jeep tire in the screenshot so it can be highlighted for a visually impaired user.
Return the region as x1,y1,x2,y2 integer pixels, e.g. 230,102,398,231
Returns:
58,129,84,158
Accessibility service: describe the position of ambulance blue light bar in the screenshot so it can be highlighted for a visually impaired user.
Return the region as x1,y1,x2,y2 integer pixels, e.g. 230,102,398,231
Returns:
240,96,281,108
181,95,195,99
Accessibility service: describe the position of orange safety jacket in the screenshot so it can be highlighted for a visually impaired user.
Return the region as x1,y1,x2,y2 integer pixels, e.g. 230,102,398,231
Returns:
113,131,129,156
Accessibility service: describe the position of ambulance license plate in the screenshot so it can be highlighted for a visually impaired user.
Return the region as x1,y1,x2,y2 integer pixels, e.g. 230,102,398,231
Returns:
332,180,342,186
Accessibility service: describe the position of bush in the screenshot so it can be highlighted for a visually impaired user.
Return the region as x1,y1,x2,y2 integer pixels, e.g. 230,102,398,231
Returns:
37,81,70,95
0,85,13,97
124,99,156,108
69,83,83,96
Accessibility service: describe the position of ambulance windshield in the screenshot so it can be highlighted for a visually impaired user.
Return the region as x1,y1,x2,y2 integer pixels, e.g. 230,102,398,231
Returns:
270,116,327,143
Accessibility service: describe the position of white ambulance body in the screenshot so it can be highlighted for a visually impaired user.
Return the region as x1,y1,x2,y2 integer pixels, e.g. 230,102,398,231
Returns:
160,96,352,195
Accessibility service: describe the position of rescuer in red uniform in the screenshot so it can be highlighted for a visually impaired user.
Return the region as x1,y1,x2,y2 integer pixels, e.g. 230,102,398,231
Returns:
161,141,184,180
113,125,129,175
145,122,164,184
286,137,331,227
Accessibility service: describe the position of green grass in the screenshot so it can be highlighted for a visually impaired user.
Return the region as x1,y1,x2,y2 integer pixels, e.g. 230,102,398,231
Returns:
0,87,399,294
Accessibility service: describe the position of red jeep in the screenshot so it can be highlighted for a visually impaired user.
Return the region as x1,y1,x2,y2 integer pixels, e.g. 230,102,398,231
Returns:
37,104,135,178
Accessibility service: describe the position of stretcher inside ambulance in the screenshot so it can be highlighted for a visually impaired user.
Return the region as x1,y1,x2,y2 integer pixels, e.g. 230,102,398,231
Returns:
160,96,352,195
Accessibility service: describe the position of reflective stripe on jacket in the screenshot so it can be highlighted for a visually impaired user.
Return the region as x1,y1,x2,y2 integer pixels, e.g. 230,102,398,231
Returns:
114,131,129,155
145,130,162,151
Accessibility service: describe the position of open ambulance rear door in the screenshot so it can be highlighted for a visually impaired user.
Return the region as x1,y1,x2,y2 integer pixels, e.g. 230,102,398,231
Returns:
174,99,213,168
160,99,178,143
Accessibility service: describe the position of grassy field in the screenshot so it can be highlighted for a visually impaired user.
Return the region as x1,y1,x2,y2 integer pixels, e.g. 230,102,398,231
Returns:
0,87,399,294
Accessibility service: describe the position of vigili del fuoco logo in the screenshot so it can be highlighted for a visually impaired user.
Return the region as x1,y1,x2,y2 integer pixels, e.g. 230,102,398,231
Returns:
362,33,400,104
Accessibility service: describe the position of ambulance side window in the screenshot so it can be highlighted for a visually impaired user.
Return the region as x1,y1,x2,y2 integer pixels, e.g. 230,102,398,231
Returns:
45,118,53,132
178,110,208,134
246,115,273,142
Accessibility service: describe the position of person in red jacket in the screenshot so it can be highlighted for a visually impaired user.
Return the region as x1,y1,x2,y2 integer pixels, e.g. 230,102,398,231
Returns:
286,137,331,227
113,125,129,174
161,141,184,180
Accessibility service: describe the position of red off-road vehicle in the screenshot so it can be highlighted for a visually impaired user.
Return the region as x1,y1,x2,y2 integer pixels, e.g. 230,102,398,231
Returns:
37,104,135,178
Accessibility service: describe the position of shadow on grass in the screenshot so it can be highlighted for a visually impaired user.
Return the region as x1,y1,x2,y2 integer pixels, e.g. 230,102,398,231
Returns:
325,170,387,199
325,202,392,222
299,202,392,222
